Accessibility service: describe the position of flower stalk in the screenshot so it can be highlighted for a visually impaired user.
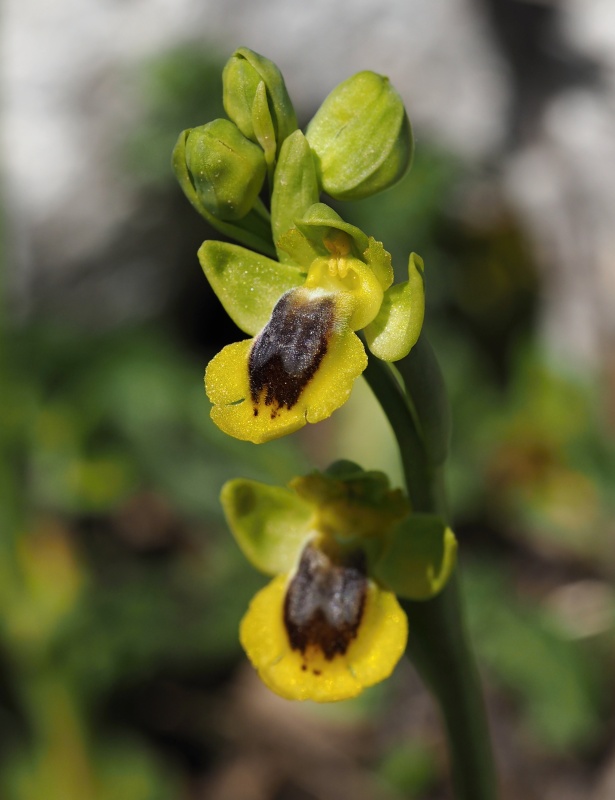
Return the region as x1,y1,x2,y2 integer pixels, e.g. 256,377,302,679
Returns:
364,345,498,800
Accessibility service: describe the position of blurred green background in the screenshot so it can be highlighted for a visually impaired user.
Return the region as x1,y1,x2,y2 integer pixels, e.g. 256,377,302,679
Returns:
2,7,615,799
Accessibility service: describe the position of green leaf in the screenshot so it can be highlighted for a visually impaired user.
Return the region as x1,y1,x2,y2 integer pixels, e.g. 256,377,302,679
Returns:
198,240,305,335
221,479,313,575
374,514,457,600
271,131,320,264
364,252,424,362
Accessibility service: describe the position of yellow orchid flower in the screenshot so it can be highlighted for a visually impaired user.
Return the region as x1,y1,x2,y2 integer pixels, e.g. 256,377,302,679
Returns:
222,462,457,702
203,204,425,443
240,543,407,702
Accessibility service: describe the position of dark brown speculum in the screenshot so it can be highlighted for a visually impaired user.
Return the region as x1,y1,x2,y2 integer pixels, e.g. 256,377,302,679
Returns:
283,542,367,660
248,292,335,418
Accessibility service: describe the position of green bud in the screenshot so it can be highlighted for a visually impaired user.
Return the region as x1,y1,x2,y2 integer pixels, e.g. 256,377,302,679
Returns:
306,71,413,201
271,131,320,263
181,119,267,221
222,47,298,162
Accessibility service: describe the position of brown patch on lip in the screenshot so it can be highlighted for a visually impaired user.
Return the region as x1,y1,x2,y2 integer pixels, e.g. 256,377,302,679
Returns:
248,292,335,418
283,543,367,660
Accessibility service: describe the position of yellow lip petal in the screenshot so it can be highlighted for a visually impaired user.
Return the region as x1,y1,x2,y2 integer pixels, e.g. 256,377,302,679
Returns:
204,294,367,444
240,574,407,702
205,339,252,404
301,326,367,424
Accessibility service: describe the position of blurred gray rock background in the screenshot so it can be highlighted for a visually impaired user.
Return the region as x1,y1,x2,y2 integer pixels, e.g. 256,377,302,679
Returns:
3,0,615,367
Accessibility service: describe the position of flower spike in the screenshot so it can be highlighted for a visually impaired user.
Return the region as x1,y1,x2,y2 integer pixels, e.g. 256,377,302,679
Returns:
174,48,425,443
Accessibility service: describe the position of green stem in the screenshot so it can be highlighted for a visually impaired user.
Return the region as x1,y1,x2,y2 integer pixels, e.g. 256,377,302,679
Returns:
363,352,498,800
363,355,435,512
402,577,497,800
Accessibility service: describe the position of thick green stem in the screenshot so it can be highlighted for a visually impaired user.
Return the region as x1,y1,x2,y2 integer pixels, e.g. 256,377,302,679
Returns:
363,351,498,800
402,578,497,800
362,355,436,512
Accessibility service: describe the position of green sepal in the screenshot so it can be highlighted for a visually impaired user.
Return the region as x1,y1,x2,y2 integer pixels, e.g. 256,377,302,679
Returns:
364,252,425,361
396,335,451,466
306,71,413,201
271,131,320,265
374,514,457,600
295,203,369,257
198,240,306,336
275,228,321,269
290,464,409,540
275,205,354,267
221,479,313,576
251,80,277,168
323,459,367,479
277,204,393,290
298,205,394,290
222,47,298,158
172,130,275,257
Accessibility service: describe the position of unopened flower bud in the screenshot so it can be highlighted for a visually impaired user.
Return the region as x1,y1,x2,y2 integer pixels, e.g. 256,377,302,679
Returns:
180,119,267,221
222,47,297,161
306,71,413,201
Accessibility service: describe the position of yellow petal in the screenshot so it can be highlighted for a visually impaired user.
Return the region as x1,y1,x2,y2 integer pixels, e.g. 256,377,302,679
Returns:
240,574,407,702
204,292,367,444
341,581,408,688
205,339,252,404
305,256,383,330
205,340,312,443
301,326,367,423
